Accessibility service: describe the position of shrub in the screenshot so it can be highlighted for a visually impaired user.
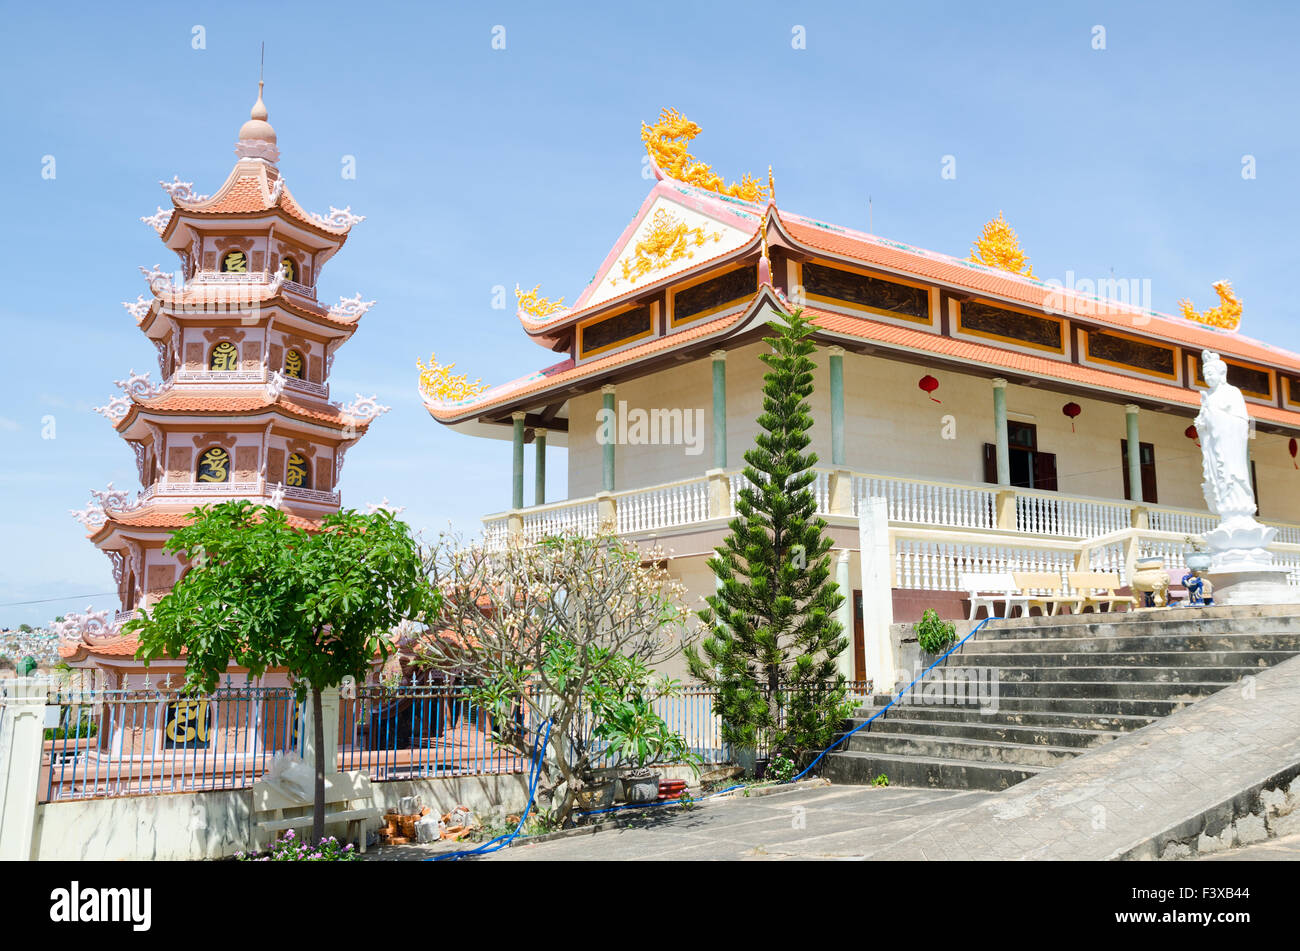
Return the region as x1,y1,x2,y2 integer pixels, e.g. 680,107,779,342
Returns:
235,830,358,862
768,753,796,783
914,609,957,656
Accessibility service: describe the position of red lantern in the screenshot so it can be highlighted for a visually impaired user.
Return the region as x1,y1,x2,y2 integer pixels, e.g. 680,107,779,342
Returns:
1062,402,1081,432
918,374,941,403
1185,424,1200,448
1290,437,1297,469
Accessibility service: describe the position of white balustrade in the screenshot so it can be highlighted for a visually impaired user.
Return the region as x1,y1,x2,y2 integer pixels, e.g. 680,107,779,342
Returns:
893,537,1075,591
854,474,995,530
520,500,600,541
1148,507,1216,536
616,478,711,534
284,376,328,399
1016,491,1131,539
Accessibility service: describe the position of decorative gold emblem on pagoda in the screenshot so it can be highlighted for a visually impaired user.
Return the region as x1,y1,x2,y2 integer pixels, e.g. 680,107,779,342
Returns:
641,108,768,202
615,208,722,285
515,284,566,318
969,211,1036,278
417,353,489,403
1179,280,1242,332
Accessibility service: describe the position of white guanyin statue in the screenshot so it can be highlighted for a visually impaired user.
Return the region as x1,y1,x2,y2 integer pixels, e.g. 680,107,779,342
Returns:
1195,350,1296,603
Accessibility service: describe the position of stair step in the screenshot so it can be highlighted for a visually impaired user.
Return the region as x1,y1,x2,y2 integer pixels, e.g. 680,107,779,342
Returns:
851,706,1156,731
847,716,1121,749
954,634,1300,653
823,750,1044,791
938,650,1298,668
972,615,1300,640
841,731,1083,767
991,666,1256,684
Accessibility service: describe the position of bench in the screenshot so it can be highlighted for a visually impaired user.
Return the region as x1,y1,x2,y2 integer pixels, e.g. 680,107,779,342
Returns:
1011,571,1081,616
251,769,381,853
960,572,1030,620
1066,571,1138,613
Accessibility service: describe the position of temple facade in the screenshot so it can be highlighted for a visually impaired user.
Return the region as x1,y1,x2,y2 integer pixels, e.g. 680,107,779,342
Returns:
60,83,387,681
422,118,1300,683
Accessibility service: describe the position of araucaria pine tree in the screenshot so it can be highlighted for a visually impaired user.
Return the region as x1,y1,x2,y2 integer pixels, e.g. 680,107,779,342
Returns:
686,308,850,763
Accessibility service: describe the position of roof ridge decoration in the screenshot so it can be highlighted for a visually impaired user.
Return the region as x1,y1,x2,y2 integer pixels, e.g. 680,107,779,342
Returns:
969,211,1035,278
160,176,210,205
307,205,366,232
69,484,134,530
614,206,723,286
515,284,567,319
140,207,173,234
641,108,769,202
339,393,391,421
417,353,490,404
51,608,114,648
328,293,376,322
122,295,153,324
1179,280,1243,332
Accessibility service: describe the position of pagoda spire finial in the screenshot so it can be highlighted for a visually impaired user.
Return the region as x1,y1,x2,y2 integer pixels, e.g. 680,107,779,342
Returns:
235,55,279,165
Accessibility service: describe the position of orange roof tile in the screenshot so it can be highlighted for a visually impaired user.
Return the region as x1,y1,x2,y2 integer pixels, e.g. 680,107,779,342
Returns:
117,391,372,431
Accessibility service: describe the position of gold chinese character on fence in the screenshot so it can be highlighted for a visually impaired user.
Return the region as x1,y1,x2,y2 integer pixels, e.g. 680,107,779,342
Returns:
221,251,247,273
280,257,296,281
286,452,308,488
197,447,230,483
283,349,304,379
209,341,239,371
165,700,210,745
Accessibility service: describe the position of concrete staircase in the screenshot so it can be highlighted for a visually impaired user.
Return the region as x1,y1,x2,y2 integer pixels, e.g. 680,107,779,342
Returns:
824,605,1300,790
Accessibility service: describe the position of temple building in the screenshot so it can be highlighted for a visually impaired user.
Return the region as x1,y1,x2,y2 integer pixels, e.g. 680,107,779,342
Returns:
60,83,387,681
422,112,1300,683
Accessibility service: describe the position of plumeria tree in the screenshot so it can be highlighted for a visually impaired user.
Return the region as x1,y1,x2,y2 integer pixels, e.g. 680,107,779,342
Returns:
126,502,436,841
415,532,691,825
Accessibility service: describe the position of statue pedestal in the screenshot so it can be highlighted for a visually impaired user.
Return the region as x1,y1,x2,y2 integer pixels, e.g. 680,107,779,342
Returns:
1205,565,1300,606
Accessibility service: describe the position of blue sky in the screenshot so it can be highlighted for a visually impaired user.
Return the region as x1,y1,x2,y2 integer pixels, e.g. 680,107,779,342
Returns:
1,1,1297,627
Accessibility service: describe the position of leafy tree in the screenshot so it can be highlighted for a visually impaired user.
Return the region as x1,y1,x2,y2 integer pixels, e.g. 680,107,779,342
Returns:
19,624,32,633
126,502,436,841
417,533,690,825
686,308,850,763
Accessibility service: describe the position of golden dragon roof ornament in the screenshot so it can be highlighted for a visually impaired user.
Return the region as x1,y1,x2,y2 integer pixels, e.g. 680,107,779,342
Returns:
417,353,489,403
615,208,722,285
1179,280,1242,332
641,108,768,203
969,211,1036,278
515,284,566,318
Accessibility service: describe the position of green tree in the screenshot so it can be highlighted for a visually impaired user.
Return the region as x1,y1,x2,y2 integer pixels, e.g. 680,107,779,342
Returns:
686,308,850,763
125,502,436,841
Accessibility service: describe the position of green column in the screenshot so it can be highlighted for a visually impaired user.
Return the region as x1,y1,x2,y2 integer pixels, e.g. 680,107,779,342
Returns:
829,346,845,466
511,412,525,510
992,378,1010,485
534,428,547,506
711,350,727,470
601,385,616,492
1125,404,1142,502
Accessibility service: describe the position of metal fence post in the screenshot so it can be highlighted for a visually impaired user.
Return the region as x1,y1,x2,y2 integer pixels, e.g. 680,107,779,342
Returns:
0,677,52,860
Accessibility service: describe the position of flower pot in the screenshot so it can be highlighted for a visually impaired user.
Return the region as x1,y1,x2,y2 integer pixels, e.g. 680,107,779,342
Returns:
623,771,660,804
1186,551,1212,572
754,758,769,781
575,779,616,813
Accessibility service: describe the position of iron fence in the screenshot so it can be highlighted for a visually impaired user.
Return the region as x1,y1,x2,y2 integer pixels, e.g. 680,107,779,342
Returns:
39,684,298,802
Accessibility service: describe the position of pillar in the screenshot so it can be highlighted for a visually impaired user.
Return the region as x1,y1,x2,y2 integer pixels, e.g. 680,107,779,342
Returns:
601,384,616,492
0,678,50,860
857,498,896,690
828,346,846,467
992,378,1010,486
834,550,854,682
534,428,547,506
511,412,526,510
1125,404,1142,502
299,683,341,775
711,351,727,471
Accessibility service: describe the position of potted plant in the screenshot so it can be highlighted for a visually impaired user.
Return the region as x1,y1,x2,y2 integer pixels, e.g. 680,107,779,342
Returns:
596,694,698,803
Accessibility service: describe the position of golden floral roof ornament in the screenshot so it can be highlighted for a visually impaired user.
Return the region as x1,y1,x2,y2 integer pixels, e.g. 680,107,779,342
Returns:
969,211,1036,278
615,207,722,286
757,215,772,288
768,165,776,203
641,108,769,202
417,353,489,403
515,284,566,318
1179,280,1242,332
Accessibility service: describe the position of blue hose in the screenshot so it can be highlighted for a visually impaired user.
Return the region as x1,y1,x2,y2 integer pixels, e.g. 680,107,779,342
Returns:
426,718,552,861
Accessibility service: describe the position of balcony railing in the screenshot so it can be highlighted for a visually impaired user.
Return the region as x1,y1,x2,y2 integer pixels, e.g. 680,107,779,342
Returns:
483,468,1300,585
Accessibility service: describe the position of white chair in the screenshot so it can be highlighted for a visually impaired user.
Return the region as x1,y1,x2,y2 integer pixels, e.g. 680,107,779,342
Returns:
960,571,1029,620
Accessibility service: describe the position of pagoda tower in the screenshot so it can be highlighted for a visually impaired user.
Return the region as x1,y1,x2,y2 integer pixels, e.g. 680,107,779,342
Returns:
63,82,388,671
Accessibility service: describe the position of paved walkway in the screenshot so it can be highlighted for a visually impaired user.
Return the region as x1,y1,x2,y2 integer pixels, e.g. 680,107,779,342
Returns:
1199,831,1300,861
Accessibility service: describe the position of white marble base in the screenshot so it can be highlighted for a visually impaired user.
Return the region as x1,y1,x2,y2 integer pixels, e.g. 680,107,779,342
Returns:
1205,565,1300,606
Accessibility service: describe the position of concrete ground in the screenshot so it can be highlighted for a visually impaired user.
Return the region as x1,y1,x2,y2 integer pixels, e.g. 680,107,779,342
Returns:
1198,831,1300,861
364,784,993,861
